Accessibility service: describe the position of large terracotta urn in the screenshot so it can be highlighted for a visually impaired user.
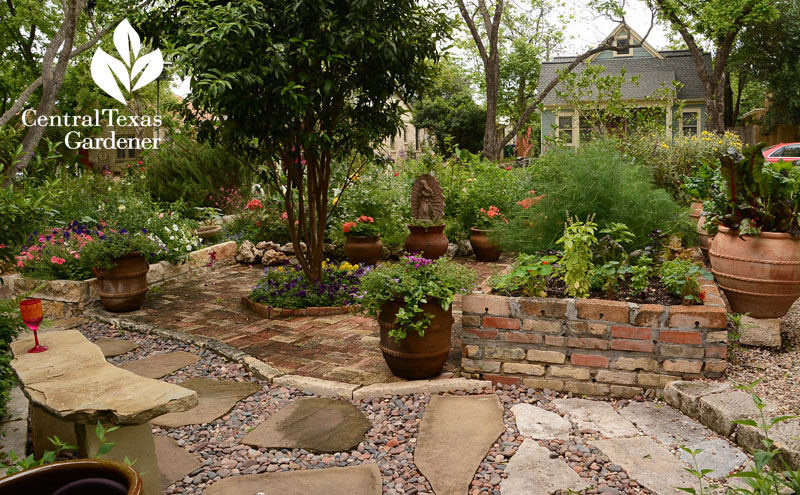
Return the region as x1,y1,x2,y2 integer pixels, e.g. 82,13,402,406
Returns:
404,224,449,260
0,459,143,495
377,299,453,379
343,235,383,266
93,252,149,312
709,226,800,318
689,201,703,222
696,215,713,260
469,228,502,262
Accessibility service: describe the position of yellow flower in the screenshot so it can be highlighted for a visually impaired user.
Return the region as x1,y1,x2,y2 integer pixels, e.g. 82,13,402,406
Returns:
331,197,339,206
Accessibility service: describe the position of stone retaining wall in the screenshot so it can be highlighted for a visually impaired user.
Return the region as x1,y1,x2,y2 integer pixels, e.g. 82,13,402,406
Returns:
2,241,237,317
461,278,728,398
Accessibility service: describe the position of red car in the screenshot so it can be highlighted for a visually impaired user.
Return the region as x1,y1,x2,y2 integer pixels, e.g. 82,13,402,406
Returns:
762,143,800,163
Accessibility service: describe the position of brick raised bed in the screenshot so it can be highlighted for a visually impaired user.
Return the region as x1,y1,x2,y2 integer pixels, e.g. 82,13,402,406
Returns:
3,241,237,317
461,277,728,398
241,296,361,319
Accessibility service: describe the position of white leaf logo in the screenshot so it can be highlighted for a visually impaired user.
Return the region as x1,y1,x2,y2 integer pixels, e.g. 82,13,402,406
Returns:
91,18,164,105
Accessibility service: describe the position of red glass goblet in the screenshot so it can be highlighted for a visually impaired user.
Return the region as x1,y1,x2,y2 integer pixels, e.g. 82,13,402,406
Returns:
19,299,47,353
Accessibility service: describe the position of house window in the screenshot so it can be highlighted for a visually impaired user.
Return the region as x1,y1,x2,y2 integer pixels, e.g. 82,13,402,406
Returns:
115,138,139,161
579,116,593,143
613,34,632,57
558,114,574,145
681,110,700,136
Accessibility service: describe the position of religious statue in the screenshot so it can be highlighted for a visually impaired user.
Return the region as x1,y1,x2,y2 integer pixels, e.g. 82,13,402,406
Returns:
410,174,445,223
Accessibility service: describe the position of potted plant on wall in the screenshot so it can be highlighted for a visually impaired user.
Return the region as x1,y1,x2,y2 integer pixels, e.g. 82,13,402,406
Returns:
705,143,800,318
342,215,383,266
404,174,449,259
82,230,158,312
360,255,475,379
681,160,718,259
469,206,508,262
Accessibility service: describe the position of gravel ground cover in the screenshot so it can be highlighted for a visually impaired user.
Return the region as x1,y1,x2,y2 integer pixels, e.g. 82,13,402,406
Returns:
78,321,748,495
726,302,800,415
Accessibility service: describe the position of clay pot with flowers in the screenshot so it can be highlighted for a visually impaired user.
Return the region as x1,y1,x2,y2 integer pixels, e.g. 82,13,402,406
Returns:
343,216,383,266
470,206,507,262
194,207,223,240
360,255,475,379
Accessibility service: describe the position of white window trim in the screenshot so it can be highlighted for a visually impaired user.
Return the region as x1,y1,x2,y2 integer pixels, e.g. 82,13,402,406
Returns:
556,111,577,147
680,107,701,136
613,35,633,57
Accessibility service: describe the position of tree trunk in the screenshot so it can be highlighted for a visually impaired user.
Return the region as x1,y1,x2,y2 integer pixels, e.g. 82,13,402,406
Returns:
724,71,734,128
8,0,87,180
483,53,501,160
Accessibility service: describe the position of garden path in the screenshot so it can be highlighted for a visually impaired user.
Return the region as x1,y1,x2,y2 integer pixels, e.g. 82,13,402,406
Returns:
113,257,509,385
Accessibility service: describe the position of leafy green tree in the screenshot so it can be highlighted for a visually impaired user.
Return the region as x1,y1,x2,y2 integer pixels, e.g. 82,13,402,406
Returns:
650,0,778,132
728,0,800,129
413,60,485,154
147,0,450,282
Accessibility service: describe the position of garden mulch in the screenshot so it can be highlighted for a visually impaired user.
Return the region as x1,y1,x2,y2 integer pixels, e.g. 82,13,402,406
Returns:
117,257,511,385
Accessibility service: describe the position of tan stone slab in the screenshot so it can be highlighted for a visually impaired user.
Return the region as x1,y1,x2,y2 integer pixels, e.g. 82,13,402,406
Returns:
593,436,698,495
204,463,382,495
11,330,197,424
501,438,591,495
242,398,370,453
120,351,200,379
95,338,138,357
153,378,261,427
154,435,202,490
553,398,639,438
414,395,505,495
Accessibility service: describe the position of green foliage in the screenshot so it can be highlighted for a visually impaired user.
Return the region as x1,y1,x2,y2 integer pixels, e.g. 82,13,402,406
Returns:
679,379,799,495
0,435,76,476
456,151,524,237
659,258,710,304
412,59,485,154
677,446,714,495
80,232,159,270
360,255,474,341
221,205,291,246
556,216,597,298
707,143,800,236
497,139,689,254
681,159,718,201
629,255,654,294
625,130,743,201
144,136,255,208
489,254,557,297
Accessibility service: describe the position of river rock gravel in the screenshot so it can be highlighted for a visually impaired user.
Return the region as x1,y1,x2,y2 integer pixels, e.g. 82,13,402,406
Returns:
77,321,744,495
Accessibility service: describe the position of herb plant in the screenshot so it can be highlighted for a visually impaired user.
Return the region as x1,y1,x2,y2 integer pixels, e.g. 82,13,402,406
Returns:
556,216,598,298
360,256,475,341
490,254,557,297
659,258,710,304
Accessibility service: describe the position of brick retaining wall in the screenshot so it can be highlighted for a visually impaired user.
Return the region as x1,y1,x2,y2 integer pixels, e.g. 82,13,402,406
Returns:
460,278,727,398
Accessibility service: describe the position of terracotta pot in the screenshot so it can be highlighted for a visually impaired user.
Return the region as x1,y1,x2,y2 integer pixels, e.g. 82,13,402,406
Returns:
378,299,453,379
93,252,149,312
469,228,502,262
0,459,143,495
696,215,714,260
343,235,383,266
709,226,800,318
404,224,448,260
195,225,221,239
689,201,703,222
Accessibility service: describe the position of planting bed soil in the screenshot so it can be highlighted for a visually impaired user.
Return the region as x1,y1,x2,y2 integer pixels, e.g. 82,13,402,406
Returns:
496,278,685,306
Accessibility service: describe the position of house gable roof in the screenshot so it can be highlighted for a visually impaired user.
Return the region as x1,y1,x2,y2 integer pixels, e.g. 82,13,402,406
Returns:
586,23,664,62
537,23,711,106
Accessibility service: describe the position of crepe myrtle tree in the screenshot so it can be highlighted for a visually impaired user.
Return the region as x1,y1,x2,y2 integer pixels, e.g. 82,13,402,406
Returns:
146,0,450,282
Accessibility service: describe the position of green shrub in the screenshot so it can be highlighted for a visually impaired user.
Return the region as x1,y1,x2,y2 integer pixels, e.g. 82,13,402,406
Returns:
144,136,255,209
659,258,710,304
497,139,691,254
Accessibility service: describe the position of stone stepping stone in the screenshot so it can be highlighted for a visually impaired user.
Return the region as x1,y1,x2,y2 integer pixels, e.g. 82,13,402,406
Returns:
510,403,571,440
242,398,370,453
154,435,202,490
592,436,698,495
119,351,200,379
204,463,382,495
500,438,591,495
678,438,748,479
619,401,709,446
414,395,505,495
95,338,138,357
553,398,638,438
699,391,777,437
153,378,262,428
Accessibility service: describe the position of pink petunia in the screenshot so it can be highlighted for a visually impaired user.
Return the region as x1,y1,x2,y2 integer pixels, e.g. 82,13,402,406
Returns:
50,256,65,265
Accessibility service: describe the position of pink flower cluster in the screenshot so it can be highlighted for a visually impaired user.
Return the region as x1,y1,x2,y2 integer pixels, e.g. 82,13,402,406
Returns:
480,205,509,223
247,198,263,210
16,225,95,269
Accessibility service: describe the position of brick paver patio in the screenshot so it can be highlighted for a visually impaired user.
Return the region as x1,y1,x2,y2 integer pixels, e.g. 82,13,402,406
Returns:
122,257,509,385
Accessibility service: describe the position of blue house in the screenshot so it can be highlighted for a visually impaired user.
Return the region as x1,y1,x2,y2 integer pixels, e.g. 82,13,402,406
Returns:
537,23,711,151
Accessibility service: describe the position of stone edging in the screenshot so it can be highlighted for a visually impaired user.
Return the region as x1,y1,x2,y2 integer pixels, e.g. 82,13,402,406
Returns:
240,296,361,319
84,306,491,401
664,380,799,469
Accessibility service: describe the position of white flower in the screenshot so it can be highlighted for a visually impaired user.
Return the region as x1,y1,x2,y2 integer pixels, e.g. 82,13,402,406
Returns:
186,244,192,251
118,204,126,211
172,224,179,231
170,235,175,240
164,226,170,233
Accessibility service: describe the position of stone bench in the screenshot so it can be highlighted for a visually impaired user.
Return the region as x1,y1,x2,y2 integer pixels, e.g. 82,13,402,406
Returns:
10,330,198,495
